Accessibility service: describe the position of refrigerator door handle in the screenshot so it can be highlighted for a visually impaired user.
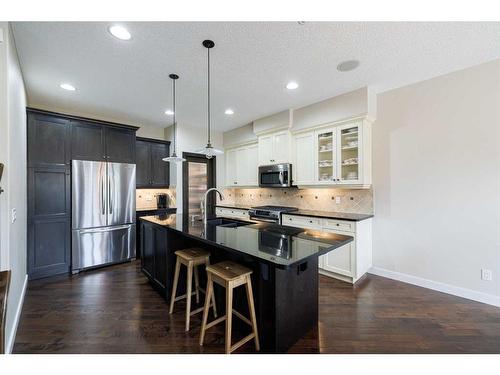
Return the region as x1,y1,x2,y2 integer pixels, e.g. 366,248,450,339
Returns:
79,224,131,234
108,171,113,215
101,171,106,215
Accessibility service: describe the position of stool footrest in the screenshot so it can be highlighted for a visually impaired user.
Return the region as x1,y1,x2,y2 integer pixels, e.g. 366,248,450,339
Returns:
231,333,256,353
190,302,215,317
232,309,252,326
173,291,197,302
205,315,227,330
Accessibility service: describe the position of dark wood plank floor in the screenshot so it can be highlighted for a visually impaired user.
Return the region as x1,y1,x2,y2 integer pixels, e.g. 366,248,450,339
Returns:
13,261,500,354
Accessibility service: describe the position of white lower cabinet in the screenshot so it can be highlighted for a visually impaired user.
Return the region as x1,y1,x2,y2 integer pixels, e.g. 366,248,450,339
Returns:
282,214,372,283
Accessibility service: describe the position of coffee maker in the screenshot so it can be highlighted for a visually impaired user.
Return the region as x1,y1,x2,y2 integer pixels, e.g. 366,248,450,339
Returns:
156,193,169,209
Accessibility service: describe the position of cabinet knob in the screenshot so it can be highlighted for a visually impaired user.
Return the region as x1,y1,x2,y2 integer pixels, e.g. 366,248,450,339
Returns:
309,220,313,223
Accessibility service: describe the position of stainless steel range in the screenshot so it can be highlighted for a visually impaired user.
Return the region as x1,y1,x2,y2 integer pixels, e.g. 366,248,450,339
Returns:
248,205,299,225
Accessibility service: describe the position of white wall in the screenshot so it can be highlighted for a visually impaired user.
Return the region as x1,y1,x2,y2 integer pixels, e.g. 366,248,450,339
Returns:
253,110,291,134
165,124,224,213
0,23,28,353
135,124,166,140
223,123,256,148
292,87,369,131
373,59,500,304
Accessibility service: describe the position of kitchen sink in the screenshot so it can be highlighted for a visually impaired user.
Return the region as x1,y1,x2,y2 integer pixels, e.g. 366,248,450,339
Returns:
205,218,253,228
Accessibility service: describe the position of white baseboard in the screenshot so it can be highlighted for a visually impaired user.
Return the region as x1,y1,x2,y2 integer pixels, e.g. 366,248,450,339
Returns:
369,267,500,308
6,274,27,354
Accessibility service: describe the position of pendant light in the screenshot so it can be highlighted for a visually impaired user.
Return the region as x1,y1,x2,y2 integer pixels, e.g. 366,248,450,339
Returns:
197,39,223,159
163,74,186,163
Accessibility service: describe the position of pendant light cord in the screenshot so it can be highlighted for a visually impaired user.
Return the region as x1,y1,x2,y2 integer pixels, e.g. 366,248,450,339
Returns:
173,77,176,155
207,46,211,146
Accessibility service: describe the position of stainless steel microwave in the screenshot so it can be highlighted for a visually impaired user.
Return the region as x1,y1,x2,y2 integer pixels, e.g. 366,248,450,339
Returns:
258,163,293,188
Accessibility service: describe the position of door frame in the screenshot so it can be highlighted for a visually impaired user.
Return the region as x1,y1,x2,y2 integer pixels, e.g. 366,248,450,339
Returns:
182,152,216,217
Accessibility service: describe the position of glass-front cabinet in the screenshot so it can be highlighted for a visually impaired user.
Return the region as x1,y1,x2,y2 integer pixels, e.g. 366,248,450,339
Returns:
315,128,337,184
291,119,370,187
338,122,361,184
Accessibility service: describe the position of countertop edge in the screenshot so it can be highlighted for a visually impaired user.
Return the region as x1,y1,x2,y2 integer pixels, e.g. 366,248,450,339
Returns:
215,204,373,222
139,215,354,269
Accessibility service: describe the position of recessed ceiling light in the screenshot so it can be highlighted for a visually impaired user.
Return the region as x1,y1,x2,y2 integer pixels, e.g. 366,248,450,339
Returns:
286,81,299,90
164,110,174,115
225,109,234,115
337,60,360,72
108,25,131,41
60,83,76,91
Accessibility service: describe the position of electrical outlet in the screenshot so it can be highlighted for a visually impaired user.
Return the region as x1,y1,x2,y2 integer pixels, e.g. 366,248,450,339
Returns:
335,196,341,204
481,269,493,281
11,208,16,223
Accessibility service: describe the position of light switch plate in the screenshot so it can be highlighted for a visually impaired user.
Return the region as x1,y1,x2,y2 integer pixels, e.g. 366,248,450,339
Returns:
335,196,341,204
481,269,493,281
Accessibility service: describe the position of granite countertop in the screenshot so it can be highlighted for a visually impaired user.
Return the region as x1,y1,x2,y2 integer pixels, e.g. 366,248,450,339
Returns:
216,204,253,210
290,209,373,222
140,213,353,268
215,204,373,222
136,207,176,212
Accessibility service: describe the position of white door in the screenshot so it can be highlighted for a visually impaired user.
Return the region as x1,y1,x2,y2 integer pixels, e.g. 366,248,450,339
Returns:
320,228,354,277
258,135,273,165
315,128,337,184
226,148,237,186
246,143,259,186
236,147,248,186
337,122,362,185
273,131,290,164
293,132,315,185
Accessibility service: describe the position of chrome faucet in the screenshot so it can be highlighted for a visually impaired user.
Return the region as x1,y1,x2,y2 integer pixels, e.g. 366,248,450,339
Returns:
201,188,224,225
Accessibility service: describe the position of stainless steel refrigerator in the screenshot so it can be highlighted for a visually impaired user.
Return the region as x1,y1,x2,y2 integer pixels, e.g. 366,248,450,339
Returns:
71,160,136,272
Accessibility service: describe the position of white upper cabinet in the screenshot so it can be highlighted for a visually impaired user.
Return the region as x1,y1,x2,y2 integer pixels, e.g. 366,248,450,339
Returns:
258,134,273,165
258,130,291,165
273,131,290,164
246,143,259,185
292,132,315,185
225,142,259,187
292,118,372,187
225,148,238,186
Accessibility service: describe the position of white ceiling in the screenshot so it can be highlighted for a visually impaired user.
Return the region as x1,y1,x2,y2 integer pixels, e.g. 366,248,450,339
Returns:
12,22,500,132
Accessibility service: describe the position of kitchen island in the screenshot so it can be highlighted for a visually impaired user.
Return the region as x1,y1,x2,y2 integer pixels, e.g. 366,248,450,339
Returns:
139,213,353,353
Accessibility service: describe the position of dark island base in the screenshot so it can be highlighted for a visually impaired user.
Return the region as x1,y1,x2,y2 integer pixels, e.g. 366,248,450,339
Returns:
140,220,319,353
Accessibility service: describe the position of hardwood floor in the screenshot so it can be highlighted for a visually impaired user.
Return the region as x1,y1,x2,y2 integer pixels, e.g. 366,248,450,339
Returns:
13,261,500,354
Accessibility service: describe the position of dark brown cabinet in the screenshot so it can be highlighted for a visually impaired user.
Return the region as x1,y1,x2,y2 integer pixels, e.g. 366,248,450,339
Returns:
28,112,70,167
70,121,106,161
27,108,139,279
136,137,170,188
105,127,136,163
140,220,175,296
71,121,136,163
27,165,71,279
136,208,176,258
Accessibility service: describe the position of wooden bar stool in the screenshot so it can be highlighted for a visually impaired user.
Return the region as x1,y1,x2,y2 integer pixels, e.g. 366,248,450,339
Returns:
1,270,11,354
169,248,217,332
199,261,260,354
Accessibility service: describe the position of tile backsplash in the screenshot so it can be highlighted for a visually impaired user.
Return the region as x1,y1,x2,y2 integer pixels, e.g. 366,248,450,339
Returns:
220,187,373,214
136,188,176,210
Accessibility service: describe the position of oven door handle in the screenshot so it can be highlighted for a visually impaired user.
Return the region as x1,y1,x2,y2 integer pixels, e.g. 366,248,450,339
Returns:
250,216,278,223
